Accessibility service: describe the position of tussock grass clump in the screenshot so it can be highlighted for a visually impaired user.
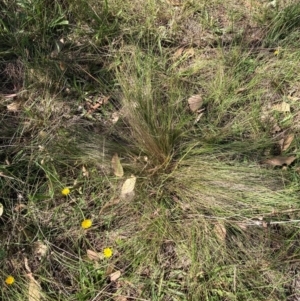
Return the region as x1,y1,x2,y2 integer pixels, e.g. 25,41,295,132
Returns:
265,2,300,47
116,46,191,169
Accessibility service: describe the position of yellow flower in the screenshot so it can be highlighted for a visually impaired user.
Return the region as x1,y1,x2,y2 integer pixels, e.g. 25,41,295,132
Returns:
103,247,113,258
5,276,15,285
61,187,70,196
274,48,280,56
81,219,92,229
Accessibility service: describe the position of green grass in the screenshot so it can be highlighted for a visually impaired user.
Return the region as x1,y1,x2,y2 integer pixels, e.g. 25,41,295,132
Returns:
1,0,300,300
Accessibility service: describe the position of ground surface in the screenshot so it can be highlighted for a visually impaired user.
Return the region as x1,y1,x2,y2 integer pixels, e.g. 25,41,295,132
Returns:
1,0,300,300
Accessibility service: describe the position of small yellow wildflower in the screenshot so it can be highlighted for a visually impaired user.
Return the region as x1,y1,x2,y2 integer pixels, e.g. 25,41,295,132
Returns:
274,48,280,56
81,219,92,229
5,276,15,285
103,247,113,258
61,187,70,196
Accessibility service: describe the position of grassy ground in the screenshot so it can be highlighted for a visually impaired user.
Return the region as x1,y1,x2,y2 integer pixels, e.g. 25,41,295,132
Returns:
1,0,300,300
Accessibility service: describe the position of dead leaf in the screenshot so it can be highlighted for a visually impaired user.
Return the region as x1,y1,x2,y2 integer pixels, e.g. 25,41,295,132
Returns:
272,102,290,112
14,203,27,212
287,95,300,101
167,0,183,6
188,94,203,112
59,61,66,71
87,249,104,261
87,102,101,114
33,241,48,260
120,176,136,200
50,38,65,58
110,270,121,282
236,222,248,230
0,171,14,180
262,155,296,167
282,134,294,151
115,297,128,301
4,93,18,98
184,48,195,58
27,273,41,301
82,165,89,178
111,112,120,124
111,153,124,177
172,47,184,60
235,87,247,94
214,222,226,242
7,102,20,112
194,108,205,124
0,203,3,216
24,257,31,273
99,198,122,215
102,96,110,104
271,124,281,134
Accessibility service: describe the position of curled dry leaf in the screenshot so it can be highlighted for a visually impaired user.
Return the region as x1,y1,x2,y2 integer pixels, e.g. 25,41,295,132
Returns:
282,134,294,151
272,102,290,112
82,165,89,178
109,270,121,282
184,48,195,58
87,249,104,261
112,153,124,177
24,257,31,273
14,203,27,212
0,203,3,216
59,61,66,71
236,222,248,230
172,47,185,60
188,94,203,112
173,47,195,60
7,102,20,112
115,296,128,301
214,222,227,242
27,273,41,301
4,93,18,98
120,176,136,200
262,155,296,167
111,112,120,124
287,95,300,101
0,171,14,180
33,241,48,260
168,0,183,6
